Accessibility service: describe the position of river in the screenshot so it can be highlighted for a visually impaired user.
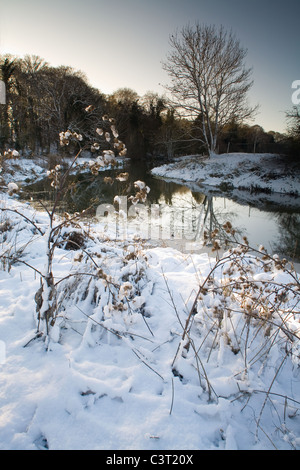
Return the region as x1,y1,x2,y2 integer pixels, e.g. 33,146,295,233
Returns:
23,158,300,262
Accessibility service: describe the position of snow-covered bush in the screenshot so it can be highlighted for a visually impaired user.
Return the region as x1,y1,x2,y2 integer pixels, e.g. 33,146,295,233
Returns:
0,149,21,189
0,109,150,344
1,191,299,448
170,224,300,443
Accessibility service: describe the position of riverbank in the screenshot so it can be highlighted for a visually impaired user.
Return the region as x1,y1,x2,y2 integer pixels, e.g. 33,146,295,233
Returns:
151,153,300,197
2,152,299,200
0,154,129,186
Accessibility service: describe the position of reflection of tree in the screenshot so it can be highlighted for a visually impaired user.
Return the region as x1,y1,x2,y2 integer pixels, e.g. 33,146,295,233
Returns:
191,191,206,204
274,213,300,261
194,197,214,241
193,196,242,245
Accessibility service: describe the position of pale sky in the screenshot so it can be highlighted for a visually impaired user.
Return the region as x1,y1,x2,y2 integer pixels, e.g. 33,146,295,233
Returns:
0,0,299,133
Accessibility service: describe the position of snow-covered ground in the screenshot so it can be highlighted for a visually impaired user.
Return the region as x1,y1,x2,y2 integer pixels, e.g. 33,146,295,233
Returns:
151,153,300,197
0,157,47,184
0,190,299,450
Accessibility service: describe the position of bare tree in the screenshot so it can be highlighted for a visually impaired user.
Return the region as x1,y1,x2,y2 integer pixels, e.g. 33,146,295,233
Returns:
162,23,258,155
0,55,17,146
286,106,300,139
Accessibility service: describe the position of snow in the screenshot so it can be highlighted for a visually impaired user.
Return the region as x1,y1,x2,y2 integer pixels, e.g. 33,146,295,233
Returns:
0,152,299,450
0,158,46,184
0,190,299,450
7,183,19,193
151,153,300,197
0,155,129,187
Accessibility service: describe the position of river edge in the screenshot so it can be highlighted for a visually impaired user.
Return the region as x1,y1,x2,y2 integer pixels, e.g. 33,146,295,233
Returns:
1,152,300,263
150,153,300,211
3,152,299,199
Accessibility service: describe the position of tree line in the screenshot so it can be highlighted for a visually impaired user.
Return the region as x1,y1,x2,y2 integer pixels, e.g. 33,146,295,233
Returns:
0,49,299,161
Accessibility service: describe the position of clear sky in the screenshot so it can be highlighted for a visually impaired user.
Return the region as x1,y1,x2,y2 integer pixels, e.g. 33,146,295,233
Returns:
0,0,299,133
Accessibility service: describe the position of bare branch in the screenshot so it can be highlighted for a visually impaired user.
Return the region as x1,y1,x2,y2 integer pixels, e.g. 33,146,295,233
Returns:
163,23,258,155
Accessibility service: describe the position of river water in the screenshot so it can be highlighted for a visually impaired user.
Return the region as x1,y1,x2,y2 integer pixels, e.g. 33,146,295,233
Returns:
23,158,300,262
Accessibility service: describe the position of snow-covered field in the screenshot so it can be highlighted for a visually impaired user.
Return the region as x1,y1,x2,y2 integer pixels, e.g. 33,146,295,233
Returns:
0,189,299,450
0,152,299,450
151,153,300,197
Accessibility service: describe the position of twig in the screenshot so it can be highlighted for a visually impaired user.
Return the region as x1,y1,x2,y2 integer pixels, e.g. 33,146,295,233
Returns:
255,419,278,450
252,389,300,407
0,255,44,278
162,269,185,331
0,207,44,235
190,338,218,402
131,348,165,381
169,378,174,415
172,253,234,367
256,350,289,437
75,305,154,343
23,331,43,347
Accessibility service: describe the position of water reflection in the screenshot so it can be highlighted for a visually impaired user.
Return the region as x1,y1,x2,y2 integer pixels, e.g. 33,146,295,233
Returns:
274,213,300,260
22,159,300,261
